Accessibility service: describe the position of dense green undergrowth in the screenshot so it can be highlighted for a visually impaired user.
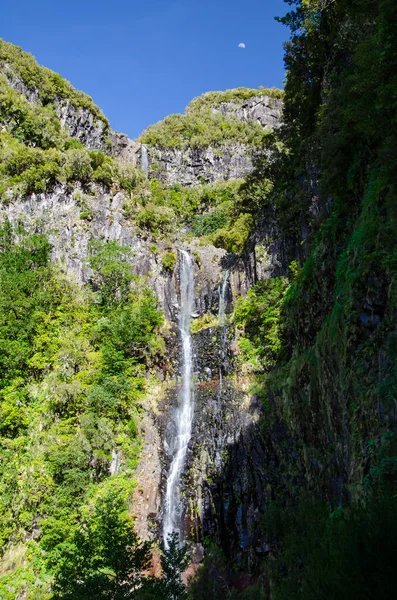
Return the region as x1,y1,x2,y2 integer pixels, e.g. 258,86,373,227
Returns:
123,177,255,253
0,225,165,598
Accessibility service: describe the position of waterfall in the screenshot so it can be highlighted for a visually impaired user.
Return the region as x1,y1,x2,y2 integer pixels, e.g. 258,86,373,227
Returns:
141,145,148,175
218,270,230,398
109,449,120,475
163,250,195,547
218,270,230,328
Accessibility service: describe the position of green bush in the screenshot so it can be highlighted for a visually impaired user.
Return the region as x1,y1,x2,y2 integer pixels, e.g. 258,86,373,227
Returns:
191,209,228,236
0,75,62,149
63,148,94,183
234,277,289,368
210,212,253,254
161,251,177,272
135,202,176,236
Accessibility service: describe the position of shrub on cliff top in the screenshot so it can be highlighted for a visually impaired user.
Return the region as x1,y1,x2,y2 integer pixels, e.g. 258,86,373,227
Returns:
138,102,272,149
187,86,283,112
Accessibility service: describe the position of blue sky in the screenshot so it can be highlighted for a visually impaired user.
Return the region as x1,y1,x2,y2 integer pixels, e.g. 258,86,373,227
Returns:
3,0,288,139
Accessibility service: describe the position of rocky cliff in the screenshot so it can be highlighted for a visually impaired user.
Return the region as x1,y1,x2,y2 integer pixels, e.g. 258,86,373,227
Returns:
0,39,141,161
139,89,283,186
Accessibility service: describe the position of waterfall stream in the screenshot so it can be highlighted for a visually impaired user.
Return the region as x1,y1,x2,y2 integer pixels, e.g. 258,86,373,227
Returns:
141,145,148,175
218,270,230,328
218,270,230,397
163,250,195,547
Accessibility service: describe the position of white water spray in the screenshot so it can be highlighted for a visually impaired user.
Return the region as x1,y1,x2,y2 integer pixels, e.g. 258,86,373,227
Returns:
141,145,148,175
163,250,195,547
218,270,230,397
218,270,230,328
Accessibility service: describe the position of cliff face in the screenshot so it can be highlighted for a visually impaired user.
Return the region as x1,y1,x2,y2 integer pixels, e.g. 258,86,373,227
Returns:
146,143,254,186
0,42,141,161
139,90,283,186
211,94,283,128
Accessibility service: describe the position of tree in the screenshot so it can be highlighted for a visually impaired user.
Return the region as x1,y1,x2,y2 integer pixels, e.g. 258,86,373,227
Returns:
45,484,155,599
159,533,189,600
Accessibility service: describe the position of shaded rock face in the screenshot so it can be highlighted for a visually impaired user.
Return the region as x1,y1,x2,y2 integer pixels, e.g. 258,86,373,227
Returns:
153,265,273,562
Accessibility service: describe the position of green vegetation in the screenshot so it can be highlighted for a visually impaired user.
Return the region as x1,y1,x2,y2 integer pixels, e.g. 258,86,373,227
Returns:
122,178,255,251
139,112,268,149
234,276,289,369
0,225,165,598
161,251,177,272
0,131,146,201
0,75,62,149
191,313,218,334
210,212,253,255
160,533,189,600
191,210,228,237
43,479,154,599
0,67,145,203
270,435,397,600
0,38,108,127
187,87,283,112
138,89,276,149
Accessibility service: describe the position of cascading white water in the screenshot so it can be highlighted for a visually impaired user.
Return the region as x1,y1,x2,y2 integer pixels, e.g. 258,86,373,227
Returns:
218,270,230,397
218,270,230,328
141,145,149,175
163,250,195,547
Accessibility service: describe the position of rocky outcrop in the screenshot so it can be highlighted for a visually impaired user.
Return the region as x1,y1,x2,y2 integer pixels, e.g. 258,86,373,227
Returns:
0,184,235,321
0,185,178,321
1,65,141,161
211,95,283,130
152,271,276,564
2,67,40,103
146,144,254,186
55,98,109,150
144,94,283,186
109,131,141,164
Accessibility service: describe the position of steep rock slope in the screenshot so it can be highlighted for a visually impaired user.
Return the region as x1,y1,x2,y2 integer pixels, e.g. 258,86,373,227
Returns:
0,38,140,160
139,88,283,186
